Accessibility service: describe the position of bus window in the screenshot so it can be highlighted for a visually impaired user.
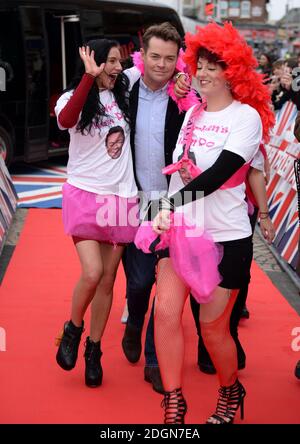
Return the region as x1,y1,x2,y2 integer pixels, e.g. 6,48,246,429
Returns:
20,6,48,162
0,8,25,163
81,10,104,42
45,9,81,150
103,6,147,57
101,4,184,60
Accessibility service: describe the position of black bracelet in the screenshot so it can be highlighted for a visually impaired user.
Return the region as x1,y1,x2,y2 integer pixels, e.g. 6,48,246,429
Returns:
159,197,175,212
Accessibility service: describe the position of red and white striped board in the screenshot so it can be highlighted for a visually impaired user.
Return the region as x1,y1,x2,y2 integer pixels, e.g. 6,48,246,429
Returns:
266,101,300,269
0,158,18,253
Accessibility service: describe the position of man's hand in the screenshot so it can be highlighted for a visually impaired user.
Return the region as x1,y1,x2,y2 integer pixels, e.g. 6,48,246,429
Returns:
281,68,292,90
153,210,172,234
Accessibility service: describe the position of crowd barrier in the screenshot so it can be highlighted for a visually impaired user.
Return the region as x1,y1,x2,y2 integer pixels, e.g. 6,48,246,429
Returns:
0,157,18,254
266,100,300,271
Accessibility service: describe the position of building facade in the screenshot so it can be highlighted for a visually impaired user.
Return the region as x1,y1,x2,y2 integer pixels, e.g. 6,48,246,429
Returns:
154,0,269,23
217,1,269,23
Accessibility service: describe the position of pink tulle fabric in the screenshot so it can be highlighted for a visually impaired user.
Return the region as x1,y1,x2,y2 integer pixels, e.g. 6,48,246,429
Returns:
167,80,199,113
134,213,223,303
131,49,199,112
62,183,139,244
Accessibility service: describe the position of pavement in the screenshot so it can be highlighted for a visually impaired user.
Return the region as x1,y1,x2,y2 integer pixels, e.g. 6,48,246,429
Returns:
253,229,300,315
1,207,300,316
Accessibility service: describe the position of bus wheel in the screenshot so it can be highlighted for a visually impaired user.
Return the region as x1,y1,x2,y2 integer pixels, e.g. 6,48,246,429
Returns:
0,126,13,167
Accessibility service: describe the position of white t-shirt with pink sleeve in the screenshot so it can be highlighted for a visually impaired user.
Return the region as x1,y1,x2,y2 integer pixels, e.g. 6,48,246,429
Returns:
55,89,137,198
168,100,263,242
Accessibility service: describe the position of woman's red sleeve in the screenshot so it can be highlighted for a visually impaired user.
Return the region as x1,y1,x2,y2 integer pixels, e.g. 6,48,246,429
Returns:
58,73,95,128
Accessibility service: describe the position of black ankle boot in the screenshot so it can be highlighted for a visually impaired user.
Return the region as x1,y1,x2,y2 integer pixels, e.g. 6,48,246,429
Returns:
84,337,103,388
121,323,142,363
56,320,84,371
161,388,187,424
240,305,250,319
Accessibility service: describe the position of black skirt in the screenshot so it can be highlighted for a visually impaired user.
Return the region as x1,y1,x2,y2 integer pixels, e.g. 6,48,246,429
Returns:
156,235,253,290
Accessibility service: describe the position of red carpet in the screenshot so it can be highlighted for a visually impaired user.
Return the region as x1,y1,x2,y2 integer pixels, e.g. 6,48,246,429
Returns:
0,209,299,424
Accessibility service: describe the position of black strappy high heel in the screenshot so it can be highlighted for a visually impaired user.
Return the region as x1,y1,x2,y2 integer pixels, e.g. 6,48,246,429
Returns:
206,379,246,424
161,388,187,424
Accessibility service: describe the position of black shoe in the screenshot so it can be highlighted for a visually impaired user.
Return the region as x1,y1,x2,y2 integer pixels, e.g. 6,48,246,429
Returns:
144,366,164,394
240,305,250,319
206,379,246,424
56,320,84,371
295,360,300,379
84,336,103,387
121,323,142,363
161,388,187,424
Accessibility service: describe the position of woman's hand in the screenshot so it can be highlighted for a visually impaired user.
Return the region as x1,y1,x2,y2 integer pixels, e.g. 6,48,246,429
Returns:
260,216,275,244
281,71,292,90
79,46,105,78
174,73,191,99
153,210,172,234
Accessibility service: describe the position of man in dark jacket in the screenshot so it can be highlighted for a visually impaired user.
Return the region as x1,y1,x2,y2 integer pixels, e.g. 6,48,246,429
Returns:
121,23,189,393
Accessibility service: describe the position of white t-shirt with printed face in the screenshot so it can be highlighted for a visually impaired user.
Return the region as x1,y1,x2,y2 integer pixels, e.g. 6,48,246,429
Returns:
168,100,263,242
55,89,137,197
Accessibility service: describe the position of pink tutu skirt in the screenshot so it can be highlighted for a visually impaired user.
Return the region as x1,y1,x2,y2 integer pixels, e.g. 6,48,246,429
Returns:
62,182,139,244
134,213,223,303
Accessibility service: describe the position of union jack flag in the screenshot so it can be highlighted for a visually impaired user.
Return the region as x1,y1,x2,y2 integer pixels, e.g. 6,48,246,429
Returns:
267,173,298,267
266,101,300,269
11,163,66,208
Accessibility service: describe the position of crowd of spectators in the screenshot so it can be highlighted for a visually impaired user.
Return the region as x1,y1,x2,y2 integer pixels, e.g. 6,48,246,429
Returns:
256,51,300,111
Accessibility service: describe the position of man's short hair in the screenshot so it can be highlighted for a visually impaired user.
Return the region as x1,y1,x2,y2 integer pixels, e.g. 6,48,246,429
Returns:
142,22,181,54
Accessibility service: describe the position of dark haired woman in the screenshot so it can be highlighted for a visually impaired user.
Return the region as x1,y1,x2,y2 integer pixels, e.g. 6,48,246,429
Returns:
147,22,275,424
257,53,272,83
54,40,138,387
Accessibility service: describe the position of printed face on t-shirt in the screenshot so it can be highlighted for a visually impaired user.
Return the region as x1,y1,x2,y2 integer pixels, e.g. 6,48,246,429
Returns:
178,151,197,186
105,127,125,159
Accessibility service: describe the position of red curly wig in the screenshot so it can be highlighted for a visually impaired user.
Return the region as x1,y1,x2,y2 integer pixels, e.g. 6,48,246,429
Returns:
184,21,275,143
